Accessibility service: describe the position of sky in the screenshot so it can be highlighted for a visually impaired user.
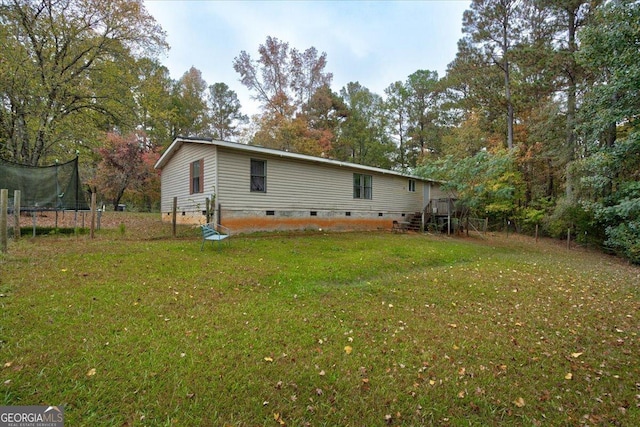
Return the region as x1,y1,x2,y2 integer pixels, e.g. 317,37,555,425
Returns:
143,0,471,116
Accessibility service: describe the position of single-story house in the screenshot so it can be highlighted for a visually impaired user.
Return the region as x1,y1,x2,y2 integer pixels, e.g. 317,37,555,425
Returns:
154,137,448,232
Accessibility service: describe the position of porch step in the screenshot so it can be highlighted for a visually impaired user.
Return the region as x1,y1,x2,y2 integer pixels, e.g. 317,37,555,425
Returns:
406,212,422,232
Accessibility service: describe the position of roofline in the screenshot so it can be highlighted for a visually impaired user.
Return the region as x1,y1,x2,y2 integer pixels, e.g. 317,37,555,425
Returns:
154,137,443,183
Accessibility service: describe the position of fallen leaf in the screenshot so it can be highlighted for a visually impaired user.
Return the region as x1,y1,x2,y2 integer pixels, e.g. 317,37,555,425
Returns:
344,346,353,355
264,357,273,362
565,373,573,380
3,362,12,368
273,412,285,425
86,368,96,377
513,397,525,407
571,352,583,358
458,390,466,398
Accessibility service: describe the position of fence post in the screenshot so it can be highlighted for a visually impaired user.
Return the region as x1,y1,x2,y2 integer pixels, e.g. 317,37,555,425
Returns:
13,190,20,240
567,228,571,249
1,189,7,253
535,224,539,243
90,192,97,239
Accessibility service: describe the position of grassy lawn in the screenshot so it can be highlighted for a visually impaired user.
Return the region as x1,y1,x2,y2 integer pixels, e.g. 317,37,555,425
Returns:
1,214,639,426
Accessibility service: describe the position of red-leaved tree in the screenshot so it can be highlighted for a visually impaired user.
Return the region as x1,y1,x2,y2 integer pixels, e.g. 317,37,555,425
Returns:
93,131,160,210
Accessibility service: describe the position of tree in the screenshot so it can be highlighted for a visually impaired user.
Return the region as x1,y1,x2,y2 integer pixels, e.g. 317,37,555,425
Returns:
0,0,167,165
417,149,525,224
405,70,442,164
384,81,409,170
302,84,348,154
462,0,522,149
335,82,393,169
233,36,332,117
384,81,411,170
170,67,209,138
207,83,247,141
536,0,598,199
134,58,175,150
92,131,158,210
574,0,640,263
233,36,333,153
443,38,508,152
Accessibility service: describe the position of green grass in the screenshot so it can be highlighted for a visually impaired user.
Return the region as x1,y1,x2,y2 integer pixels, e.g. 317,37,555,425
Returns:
1,215,639,426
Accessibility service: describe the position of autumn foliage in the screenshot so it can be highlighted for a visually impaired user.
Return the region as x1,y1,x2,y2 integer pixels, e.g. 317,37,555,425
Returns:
92,131,160,210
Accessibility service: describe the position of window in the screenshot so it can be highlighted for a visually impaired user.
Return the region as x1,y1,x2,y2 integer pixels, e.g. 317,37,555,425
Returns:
408,179,416,192
250,159,266,192
353,173,372,199
190,159,203,194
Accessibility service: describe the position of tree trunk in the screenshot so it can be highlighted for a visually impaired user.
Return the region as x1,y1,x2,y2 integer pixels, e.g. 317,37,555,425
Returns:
503,13,514,150
565,4,578,199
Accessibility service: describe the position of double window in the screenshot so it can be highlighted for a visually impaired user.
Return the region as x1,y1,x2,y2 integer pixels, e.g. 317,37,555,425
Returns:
353,173,372,199
190,159,203,194
408,179,416,192
250,159,266,192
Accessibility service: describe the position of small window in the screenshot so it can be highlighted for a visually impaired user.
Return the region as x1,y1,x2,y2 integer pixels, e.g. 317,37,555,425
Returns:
408,179,416,192
266,210,275,216
353,173,372,199
190,159,203,194
345,211,351,217
310,211,317,216
251,159,266,192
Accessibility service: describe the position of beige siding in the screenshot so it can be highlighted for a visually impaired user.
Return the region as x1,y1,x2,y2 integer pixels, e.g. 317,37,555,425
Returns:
430,183,449,200
160,143,217,214
157,139,447,230
216,147,423,213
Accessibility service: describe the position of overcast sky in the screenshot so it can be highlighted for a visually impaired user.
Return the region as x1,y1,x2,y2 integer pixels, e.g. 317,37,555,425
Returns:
143,0,471,116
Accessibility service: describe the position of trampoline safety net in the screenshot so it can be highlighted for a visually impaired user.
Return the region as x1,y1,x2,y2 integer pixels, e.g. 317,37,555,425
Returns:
0,157,90,211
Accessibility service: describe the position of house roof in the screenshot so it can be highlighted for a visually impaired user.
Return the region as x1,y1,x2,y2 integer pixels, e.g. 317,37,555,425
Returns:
155,137,440,183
